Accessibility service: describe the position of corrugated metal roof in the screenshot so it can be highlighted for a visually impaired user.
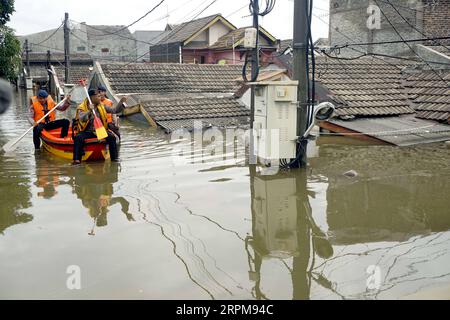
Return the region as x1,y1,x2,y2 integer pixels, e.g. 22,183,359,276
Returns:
328,115,450,146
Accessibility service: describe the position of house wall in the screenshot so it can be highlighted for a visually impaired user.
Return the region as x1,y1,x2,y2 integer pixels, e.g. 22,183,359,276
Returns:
19,24,138,61
423,0,450,45
19,26,89,54
149,43,181,63
209,21,232,46
329,0,425,57
88,36,137,62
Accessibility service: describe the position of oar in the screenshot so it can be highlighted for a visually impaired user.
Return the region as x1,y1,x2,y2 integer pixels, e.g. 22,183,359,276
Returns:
79,81,108,140
2,87,75,152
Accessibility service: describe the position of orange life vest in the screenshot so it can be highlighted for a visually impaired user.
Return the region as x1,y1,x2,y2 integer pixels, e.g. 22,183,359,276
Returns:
32,96,56,123
102,98,114,123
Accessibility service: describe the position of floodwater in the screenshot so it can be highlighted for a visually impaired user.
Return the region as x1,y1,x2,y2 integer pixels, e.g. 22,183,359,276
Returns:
0,90,449,300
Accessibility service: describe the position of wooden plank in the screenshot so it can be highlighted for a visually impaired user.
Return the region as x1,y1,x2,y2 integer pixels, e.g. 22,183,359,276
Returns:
139,105,158,127
318,121,391,145
122,104,141,116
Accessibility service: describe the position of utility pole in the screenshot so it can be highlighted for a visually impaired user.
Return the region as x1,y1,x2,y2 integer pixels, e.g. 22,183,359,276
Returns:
292,0,309,168
64,12,70,84
250,0,259,130
47,50,52,94
249,0,259,166
24,39,30,76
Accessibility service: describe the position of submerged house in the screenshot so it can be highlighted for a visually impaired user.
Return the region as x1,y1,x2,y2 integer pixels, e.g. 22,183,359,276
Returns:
149,14,278,65
90,62,250,133
21,52,93,102
274,52,450,146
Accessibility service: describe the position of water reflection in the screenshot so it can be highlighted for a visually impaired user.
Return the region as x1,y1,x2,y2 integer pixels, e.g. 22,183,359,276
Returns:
0,90,33,235
34,157,60,199
310,143,450,244
247,167,333,300
70,162,132,234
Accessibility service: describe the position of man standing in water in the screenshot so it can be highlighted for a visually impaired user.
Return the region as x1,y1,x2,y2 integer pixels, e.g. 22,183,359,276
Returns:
72,89,126,165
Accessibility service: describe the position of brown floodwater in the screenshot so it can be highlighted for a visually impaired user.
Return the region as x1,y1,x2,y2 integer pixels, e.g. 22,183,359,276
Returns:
0,90,449,299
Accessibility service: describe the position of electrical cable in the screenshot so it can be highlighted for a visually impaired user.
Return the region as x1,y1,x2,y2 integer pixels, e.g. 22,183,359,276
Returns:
88,0,166,37
373,0,448,84
384,0,450,54
33,22,64,46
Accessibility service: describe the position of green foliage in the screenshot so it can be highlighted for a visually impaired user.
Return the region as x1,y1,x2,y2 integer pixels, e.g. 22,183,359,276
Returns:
0,26,21,81
0,0,15,25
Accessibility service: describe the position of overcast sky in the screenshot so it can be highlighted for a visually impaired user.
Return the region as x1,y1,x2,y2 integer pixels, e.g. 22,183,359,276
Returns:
8,0,330,41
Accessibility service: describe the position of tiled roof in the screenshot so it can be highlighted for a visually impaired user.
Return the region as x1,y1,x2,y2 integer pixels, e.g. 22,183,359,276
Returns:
279,39,292,53
157,14,221,45
100,62,243,94
134,93,249,132
210,26,277,50
405,70,450,123
315,56,415,117
276,53,450,121
54,65,93,85
209,28,246,49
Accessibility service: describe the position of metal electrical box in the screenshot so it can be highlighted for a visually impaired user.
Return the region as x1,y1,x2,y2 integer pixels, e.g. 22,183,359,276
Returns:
251,81,298,163
244,28,258,48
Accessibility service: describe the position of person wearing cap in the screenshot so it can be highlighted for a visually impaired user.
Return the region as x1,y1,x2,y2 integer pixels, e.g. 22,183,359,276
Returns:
72,89,126,165
29,89,71,150
97,85,121,139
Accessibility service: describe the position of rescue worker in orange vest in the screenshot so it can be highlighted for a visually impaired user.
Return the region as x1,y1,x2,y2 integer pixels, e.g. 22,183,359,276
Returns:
97,85,121,139
29,89,71,150
72,89,126,165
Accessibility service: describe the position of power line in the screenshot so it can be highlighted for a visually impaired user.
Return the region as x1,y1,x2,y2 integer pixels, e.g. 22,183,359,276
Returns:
332,36,450,50
373,0,448,84
225,4,249,18
33,22,64,46
88,0,166,37
319,49,450,67
384,0,450,54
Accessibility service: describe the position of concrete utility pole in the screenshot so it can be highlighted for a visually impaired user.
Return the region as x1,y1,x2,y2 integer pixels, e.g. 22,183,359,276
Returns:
292,0,309,168
250,0,259,130
47,50,52,94
64,12,70,84
24,39,30,76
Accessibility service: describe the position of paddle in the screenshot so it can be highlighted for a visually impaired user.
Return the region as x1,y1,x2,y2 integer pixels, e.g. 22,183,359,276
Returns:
79,80,108,140
2,87,75,153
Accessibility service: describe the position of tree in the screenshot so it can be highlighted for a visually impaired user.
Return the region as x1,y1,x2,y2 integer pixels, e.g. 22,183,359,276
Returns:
0,26,21,81
0,0,20,81
0,0,15,25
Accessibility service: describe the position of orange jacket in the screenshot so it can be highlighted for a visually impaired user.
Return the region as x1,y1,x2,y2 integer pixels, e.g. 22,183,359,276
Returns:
31,96,56,123
102,98,113,123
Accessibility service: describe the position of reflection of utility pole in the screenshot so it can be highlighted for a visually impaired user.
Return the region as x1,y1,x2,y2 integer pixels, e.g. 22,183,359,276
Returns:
293,0,309,168
64,12,70,83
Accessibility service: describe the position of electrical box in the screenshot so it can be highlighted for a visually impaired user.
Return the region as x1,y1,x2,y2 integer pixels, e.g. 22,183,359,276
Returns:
244,27,258,49
251,81,298,164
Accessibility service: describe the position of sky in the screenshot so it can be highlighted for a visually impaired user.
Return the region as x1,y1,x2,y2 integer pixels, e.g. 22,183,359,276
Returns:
7,0,330,41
